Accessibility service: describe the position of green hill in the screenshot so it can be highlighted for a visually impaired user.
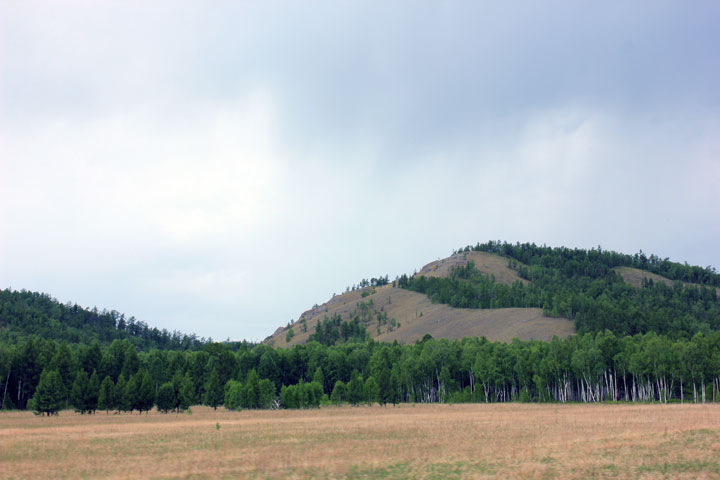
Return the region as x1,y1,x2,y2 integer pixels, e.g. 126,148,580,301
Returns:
0,289,204,350
271,242,720,346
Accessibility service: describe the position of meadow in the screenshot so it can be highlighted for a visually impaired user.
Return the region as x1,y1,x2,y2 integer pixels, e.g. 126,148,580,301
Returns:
1,403,719,479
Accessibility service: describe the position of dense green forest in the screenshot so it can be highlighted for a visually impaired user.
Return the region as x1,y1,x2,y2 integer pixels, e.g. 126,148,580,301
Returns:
1,241,720,414
2,332,720,414
401,241,720,337
0,289,208,349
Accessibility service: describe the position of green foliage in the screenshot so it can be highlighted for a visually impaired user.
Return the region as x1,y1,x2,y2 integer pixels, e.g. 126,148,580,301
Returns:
204,368,223,410
0,289,205,350
285,328,295,343
364,376,378,405
70,370,90,414
309,314,367,346
280,381,322,409
330,380,346,405
115,374,128,412
224,380,244,410
98,376,115,413
156,382,176,413
123,374,138,413
136,370,155,413
179,373,195,410
87,370,100,413
4,240,720,416
31,369,65,415
348,370,365,405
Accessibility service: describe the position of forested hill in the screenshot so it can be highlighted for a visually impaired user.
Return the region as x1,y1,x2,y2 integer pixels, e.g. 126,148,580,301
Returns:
401,241,720,338
0,289,205,350
272,241,720,346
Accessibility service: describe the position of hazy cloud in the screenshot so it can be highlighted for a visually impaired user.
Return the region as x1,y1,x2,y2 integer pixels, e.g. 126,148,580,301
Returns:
2,1,719,340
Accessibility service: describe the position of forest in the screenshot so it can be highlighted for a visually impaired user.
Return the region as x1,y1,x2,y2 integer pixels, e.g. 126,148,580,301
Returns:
1,242,719,414
2,331,720,415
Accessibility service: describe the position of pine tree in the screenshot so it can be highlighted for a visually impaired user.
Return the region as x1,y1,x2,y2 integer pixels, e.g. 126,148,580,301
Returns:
49,342,74,397
348,370,365,406
98,376,115,413
70,370,90,414
87,370,100,414
123,374,138,414
31,369,65,415
179,373,195,411
115,374,127,412
136,370,155,414
156,382,176,413
204,368,223,410
121,346,140,379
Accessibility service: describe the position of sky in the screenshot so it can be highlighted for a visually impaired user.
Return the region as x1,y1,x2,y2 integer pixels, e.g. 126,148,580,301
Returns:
1,1,719,342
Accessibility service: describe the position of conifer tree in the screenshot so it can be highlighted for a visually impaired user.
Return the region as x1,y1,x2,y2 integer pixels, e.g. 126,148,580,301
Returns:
114,374,127,412
348,370,365,405
87,370,100,414
123,374,138,414
179,372,195,410
204,368,223,410
31,369,65,416
136,370,155,414
156,382,176,413
98,376,115,413
70,370,90,414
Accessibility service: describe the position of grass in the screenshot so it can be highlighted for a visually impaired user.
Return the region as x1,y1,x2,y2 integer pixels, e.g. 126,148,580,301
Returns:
1,403,719,479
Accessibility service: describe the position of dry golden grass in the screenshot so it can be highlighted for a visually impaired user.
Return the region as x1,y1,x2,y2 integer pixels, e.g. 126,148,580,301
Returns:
2,404,719,479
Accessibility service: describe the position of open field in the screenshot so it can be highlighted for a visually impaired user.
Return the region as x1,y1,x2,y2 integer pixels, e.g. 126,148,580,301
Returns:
1,404,719,479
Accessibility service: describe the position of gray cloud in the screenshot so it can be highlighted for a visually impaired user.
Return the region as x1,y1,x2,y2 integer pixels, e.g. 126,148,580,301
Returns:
1,1,719,340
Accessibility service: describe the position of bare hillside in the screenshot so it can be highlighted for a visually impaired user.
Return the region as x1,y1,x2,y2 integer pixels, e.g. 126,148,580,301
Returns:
269,252,574,347
417,251,528,285
615,266,720,295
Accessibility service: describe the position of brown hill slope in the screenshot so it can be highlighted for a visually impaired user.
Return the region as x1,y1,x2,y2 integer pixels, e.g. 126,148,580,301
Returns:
269,252,574,347
614,266,720,295
417,251,528,285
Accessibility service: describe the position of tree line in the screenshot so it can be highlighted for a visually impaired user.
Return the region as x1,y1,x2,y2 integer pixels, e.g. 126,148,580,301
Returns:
2,330,720,414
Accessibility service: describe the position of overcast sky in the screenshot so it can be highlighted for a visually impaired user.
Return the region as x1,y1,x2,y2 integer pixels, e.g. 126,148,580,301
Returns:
1,1,719,341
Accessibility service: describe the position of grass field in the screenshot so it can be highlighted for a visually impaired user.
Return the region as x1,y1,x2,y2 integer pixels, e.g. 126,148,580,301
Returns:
2,404,719,479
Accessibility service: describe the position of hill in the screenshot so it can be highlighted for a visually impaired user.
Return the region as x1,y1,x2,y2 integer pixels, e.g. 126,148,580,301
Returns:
614,266,720,295
269,251,574,347
269,242,720,346
0,289,205,350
